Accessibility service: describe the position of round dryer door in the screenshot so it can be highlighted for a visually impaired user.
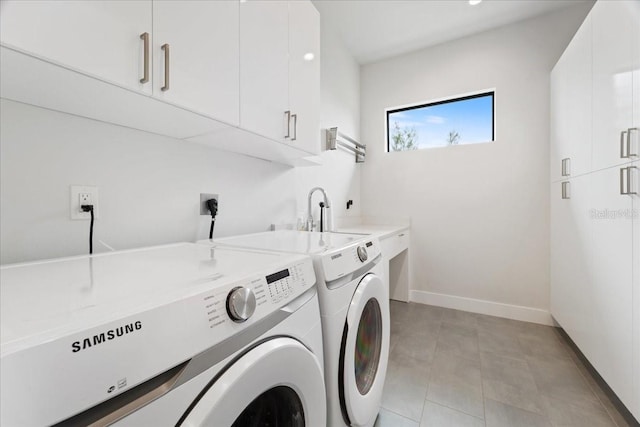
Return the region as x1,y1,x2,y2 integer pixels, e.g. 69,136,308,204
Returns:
342,273,390,426
179,338,326,427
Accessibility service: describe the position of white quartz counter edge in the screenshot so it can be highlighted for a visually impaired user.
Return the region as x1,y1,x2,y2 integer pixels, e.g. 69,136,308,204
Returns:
335,224,410,240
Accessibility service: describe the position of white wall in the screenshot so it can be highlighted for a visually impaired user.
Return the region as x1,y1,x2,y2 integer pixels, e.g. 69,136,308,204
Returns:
360,4,593,321
0,12,361,264
295,17,362,225
0,99,298,264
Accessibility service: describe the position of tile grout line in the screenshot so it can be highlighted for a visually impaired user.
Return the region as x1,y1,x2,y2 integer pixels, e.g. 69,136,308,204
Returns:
381,407,421,425
517,330,557,427
422,314,486,423
475,319,487,424
419,316,444,425
422,397,486,423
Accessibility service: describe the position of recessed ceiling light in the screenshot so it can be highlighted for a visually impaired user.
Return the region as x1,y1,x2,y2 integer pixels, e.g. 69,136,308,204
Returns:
303,52,315,61
469,0,482,5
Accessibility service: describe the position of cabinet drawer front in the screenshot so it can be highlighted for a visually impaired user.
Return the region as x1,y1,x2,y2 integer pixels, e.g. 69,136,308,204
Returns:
381,232,409,260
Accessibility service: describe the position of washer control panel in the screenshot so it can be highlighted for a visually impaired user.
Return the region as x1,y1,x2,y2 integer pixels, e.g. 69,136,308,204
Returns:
200,258,315,332
320,238,381,282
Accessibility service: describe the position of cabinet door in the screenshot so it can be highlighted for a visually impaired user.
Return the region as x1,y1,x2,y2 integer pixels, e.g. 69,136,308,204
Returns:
0,1,151,94
550,176,594,359
592,0,637,170
631,160,640,420
550,55,570,183
152,1,239,125
550,15,592,181
240,0,289,142
634,3,640,167
288,0,320,155
564,15,592,178
589,166,634,408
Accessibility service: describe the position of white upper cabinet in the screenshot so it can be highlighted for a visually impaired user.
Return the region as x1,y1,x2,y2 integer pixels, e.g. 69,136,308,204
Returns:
550,15,592,182
240,0,321,154
0,0,321,165
288,0,320,155
153,1,239,126
592,0,637,170
239,0,290,143
0,0,152,94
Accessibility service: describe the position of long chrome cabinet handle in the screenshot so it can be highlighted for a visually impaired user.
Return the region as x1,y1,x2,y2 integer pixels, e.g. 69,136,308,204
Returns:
561,181,570,199
161,44,170,92
139,32,149,84
291,114,297,141
621,130,628,158
620,166,638,196
561,158,570,177
619,167,636,195
620,167,628,194
627,128,638,158
284,111,291,139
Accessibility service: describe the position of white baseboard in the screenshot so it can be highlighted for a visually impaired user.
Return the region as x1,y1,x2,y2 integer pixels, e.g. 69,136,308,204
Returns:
409,290,554,326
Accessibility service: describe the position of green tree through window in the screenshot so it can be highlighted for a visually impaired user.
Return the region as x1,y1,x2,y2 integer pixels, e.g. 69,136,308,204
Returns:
390,121,418,151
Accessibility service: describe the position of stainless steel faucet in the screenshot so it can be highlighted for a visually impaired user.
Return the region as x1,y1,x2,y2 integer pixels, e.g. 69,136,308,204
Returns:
306,187,333,232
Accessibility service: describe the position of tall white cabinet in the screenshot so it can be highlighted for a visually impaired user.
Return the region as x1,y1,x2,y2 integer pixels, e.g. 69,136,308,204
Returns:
550,1,640,420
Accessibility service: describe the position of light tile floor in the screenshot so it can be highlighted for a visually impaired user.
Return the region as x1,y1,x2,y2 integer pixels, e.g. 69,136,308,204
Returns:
375,301,638,427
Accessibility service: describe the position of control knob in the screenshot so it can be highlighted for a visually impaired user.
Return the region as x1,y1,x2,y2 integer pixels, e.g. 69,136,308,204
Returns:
226,287,256,323
357,246,368,262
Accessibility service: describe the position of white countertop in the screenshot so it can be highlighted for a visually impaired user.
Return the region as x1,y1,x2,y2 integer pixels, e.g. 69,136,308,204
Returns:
209,230,369,255
334,224,410,240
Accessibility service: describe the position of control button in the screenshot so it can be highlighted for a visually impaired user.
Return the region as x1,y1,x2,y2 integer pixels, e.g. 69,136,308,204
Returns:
357,246,368,262
226,287,256,323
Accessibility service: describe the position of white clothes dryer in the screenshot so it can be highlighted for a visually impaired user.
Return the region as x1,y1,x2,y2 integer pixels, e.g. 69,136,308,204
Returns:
1,243,326,426
208,231,390,427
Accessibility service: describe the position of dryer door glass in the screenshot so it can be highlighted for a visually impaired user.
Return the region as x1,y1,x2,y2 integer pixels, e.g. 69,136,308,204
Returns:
341,272,389,426
354,298,382,395
232,386,304,427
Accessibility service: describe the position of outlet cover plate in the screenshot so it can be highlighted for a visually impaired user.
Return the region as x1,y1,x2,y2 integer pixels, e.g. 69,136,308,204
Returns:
200,193,219,215
70,185,99,220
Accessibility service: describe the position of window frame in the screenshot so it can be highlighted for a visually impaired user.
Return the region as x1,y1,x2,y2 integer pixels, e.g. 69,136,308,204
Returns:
385,90,496,152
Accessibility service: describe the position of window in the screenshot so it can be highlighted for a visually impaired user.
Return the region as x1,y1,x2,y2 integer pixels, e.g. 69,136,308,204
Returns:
386,91,494,152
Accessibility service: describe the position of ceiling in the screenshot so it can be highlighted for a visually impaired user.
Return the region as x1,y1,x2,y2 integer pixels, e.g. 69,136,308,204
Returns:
312,0,591,64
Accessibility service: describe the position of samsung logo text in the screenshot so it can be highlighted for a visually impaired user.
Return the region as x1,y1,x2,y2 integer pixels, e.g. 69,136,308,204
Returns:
72,321,142,353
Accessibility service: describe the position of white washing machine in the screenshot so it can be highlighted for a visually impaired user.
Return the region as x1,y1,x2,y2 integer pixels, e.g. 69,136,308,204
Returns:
207,230,390,427
1,242,326,426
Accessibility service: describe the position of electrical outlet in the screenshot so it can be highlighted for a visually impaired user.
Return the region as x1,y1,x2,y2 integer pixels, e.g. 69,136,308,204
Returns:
70,185,99,220
79,192,93,207
200,193,219,215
